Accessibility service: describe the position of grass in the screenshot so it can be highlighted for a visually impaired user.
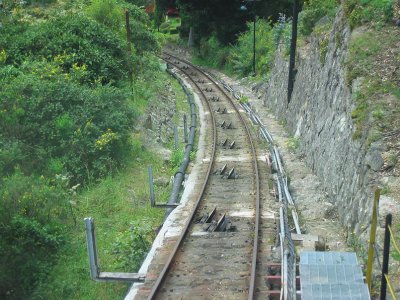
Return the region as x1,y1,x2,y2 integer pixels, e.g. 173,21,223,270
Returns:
286,137,300,153
31,67,193,299
346,27,400,142
32,143,167,299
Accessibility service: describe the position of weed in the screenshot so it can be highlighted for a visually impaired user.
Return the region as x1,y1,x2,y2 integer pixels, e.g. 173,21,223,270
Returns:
298,0,338,36
335,31,342,49
286,137,300,153
392,223,400,261
347,232,368,264
319,37,329,65
388,153,398,166
239,95,249,104
343,0,394,29
372,108,384,120
381,184,391,195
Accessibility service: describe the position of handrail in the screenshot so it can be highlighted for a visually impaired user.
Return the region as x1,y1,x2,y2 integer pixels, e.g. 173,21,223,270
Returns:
366,189,380,290
383,274,397,300
366,190,399,300
387,224,400,255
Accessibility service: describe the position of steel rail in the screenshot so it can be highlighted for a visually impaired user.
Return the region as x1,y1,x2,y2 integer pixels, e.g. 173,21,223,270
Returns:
156,52,261,300
169,53,261,300
146,56,217,300
213,76,301,299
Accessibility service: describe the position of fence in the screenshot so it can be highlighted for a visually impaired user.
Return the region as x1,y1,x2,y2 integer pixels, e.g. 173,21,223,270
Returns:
366,189,399,300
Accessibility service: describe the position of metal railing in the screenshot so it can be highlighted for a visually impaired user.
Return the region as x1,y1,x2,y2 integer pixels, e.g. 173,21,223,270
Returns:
366,189,399,300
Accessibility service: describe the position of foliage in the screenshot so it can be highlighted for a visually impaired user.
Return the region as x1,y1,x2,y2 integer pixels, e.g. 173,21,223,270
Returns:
0,1,169,299
343,0,395,29
0,171,67,299
346,31,381,84
0,70,136,183
239,95,249,104
273,14,292,51
194,35,230,69
0,171,69,223
298,0,338,36
228,18,276,77
0,216,65,300
174,0,292,46
112,221,154,271
30,70,182,299
86,0,123,32
170,148,184,173
286,137,300,153
0,15,129,85
346,27,400,141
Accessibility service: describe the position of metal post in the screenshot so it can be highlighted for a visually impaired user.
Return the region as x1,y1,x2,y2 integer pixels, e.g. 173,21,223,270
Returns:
253,14,256,76
148,165,155,207
188,27,194,48
183,115,188,143
380,214,392,300
173,125,178,149
287,0,299,103
84,217,99,280
366,189,380,291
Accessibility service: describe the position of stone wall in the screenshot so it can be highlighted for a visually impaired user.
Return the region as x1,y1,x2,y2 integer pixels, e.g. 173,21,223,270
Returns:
261,9,377,234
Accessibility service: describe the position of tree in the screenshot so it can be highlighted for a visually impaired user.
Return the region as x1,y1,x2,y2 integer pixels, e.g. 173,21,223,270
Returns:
172,0,293,45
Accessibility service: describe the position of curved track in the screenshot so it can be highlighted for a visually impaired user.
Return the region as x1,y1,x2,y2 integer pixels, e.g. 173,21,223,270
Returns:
139,53,270,299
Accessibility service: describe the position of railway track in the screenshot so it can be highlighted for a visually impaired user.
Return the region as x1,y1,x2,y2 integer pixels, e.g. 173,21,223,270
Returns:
134,53,279,299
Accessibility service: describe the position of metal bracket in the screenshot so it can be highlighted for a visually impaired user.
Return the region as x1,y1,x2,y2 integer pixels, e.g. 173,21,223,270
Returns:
84,218,146,282
227,168,238,179
148,165,179,208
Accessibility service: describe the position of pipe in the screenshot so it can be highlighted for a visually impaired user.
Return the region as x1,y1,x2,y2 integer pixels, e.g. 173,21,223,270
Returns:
164,68,197,219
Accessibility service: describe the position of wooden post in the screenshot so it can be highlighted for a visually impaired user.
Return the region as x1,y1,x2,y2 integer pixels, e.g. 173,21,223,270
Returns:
366,189,380,291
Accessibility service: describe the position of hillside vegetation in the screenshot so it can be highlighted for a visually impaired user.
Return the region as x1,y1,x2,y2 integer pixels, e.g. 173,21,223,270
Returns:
0,0,177,299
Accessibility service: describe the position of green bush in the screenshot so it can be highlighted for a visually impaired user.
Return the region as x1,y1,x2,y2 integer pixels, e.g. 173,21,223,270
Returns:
298,0,338,36
0,15,129,85
344,0,394,29
86,0,123,32
273,14,292,50
0,171,67,299
0,171,69,224
0,215,65,300
228,19,276,77
196,35,230,69
0,70,137,183
112,221,154,271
